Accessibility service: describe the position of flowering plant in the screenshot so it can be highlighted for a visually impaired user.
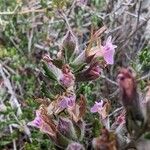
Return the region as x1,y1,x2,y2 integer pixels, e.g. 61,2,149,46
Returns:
27,26,150,149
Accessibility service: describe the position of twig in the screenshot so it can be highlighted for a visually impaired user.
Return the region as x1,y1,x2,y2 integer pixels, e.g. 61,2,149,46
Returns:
109,89,119,98
56,1,76,40
125,11,146,21
138,72,150,81
0,64,31,138
101,74,118,86
108,107,123,117
136,0,142,28
34,43,50,51
0,9,46,15
118,16,150,50
0,64,22,115
8,116,17,150
27,12,34,54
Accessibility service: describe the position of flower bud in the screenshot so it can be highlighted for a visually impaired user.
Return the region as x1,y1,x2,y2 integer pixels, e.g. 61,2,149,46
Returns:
76,62,102,82
62,31,77,62
59,65,75,88
57,117,77,140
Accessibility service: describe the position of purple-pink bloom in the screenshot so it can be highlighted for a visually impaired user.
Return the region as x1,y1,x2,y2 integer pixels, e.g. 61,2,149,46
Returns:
59,64,75,88
102,36,117,65
27,110,56,136
60,74,74,88
27,110,43,128
90,100,104,113
59,95,76,109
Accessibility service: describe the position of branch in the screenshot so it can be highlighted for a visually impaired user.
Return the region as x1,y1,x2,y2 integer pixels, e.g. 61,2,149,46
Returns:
101,74,118,86
138,72,150,81
0,64,31,138
0,9,45,15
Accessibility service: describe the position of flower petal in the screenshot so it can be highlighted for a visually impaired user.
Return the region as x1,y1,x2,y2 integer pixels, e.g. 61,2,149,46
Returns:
91,100,104,113
59,98,68,109
102,36,117,65
27,111,43,128
103,49,115,65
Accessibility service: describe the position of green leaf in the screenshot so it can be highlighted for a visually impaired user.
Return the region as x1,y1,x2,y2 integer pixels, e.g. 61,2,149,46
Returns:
144,132,150,140
73,63,87,74
0,140,12,146
42,62,57,81
41,81,55,99
55,131,72,148
53,59,63,68
92,118,102,137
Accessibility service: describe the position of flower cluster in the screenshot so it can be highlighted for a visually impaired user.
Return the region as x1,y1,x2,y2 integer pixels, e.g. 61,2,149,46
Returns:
27,27,119,149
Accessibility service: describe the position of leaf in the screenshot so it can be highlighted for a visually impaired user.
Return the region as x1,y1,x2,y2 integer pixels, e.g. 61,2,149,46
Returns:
78,95,87,119
41,81,55,100
35,98,51,106
0,140,12,146
67,95,86,122
57,117,77,140
73,120,85,141
53,59,63,69
144,132,150,140
101,99,111,119
92,118,102,137
46,99,64,116
72,63,87,74
42,62,57,81
62,31,76,63
52,0,69,9
55,131,72,148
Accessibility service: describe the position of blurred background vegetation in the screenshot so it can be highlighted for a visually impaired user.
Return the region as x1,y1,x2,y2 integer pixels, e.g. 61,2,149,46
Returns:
0,0,150,149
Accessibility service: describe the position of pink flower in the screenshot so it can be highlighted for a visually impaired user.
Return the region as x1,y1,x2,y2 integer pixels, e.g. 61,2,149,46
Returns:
27,110,56,136
27,110,43,128
59,95,76,109
89,36,117,65
60,74,74,88
90,100,104,113
102,36,117,65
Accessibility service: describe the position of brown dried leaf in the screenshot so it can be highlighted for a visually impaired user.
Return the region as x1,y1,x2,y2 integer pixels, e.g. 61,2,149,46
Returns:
101,99,111,119
31,105,57,137
93,26,107,39
68,95,86,122
35,98,51,106
78,95,87,119
46,98,64,115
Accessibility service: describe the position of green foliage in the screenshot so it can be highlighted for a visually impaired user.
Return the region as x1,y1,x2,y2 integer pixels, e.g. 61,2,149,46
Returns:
92,118,102,137
144,132,150,140
42,62,58,81
139,47,150,72
52,0,69,9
